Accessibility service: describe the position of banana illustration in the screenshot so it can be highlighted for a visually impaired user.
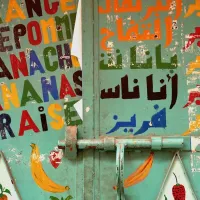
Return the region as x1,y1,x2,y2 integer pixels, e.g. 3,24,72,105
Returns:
30,143,70,193
124,153,154,187
113,153,154,190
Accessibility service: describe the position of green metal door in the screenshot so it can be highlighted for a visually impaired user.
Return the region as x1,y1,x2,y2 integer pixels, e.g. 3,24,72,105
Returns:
79,0,200,199
1,0,200,200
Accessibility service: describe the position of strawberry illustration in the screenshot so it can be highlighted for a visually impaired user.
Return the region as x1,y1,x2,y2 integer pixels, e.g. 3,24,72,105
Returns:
49,150,62,169
172,173,186,200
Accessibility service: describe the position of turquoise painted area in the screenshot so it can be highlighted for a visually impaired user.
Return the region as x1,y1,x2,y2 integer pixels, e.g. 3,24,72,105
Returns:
0,0,200,199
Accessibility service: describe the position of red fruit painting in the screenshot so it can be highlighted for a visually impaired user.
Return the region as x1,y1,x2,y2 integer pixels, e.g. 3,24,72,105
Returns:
49,150,62,169
172,173,186,200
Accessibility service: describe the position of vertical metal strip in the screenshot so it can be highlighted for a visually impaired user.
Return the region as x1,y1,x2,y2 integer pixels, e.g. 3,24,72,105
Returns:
82,0,95,132
82,0,95,199
93,0,100,136
119,145,125,200
116,145,120,200
116,144,125,200
94,0,101,199
83,150,95,200
76,152,84,200
94,151,100,200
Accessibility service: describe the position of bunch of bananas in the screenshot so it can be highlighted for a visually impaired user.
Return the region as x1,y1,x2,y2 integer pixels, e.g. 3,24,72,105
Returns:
30,143,70,193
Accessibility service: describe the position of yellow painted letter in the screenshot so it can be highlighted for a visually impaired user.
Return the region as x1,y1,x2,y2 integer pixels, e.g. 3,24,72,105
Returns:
2,83,20,110
48,103,64,130
5,0,26,23
70,43,80,68
60,0,76,12
40,18,57,44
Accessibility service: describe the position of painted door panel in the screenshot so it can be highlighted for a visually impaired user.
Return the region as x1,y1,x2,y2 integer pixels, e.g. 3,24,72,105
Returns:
0,0,200,199
81,0,200,199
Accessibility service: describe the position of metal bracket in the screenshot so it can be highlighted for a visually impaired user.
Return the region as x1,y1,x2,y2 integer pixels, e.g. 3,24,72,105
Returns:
65,126,77,160
152,137,162,150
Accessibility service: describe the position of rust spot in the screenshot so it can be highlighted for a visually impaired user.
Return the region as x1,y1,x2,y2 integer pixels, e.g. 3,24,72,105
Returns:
113,186,117,190
58,145,65,150
88,146,97,149
56,25,62,31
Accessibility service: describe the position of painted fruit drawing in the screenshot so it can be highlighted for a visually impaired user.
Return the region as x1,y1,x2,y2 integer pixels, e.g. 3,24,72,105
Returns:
49,150,62,169
124,153,154,188
172,173,186,200
50,195,73,200
0,184,11,200
113,153,154,190
30,143,70,193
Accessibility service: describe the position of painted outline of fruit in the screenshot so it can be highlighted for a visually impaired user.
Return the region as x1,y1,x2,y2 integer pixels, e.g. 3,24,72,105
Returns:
113,153,154,189
172,172,186,200
49,195,73,200
0,184,11,200
30,143,70,193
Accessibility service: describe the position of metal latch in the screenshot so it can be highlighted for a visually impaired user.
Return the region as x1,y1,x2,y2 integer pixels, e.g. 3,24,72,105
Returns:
58,126,184,200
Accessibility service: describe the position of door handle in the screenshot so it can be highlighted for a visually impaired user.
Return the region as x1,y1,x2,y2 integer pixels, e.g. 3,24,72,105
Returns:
58,126,185,200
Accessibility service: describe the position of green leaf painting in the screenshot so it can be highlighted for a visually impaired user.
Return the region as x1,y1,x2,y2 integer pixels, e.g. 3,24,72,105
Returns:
66,195,73,200
50,196,59,200
50,195,73,200
0,184,11,198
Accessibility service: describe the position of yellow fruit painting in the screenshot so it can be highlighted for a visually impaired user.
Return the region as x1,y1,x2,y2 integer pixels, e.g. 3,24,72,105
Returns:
30,143,70,193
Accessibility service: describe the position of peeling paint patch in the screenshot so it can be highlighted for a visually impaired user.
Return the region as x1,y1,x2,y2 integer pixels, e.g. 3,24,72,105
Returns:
86,107,90,113
191,154,200,173
31,153,47,163
191,137,200,152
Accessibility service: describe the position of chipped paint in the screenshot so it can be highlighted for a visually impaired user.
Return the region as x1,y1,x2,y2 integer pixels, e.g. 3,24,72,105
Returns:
191,137,200,152
85,107,90,113
191,154,200,173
